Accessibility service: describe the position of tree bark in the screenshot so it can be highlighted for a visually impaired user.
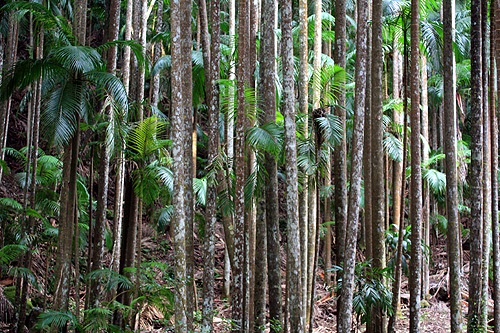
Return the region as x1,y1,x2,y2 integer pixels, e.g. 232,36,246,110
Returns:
336,0,367,328
443,0,463,330
480,0,491,328
371,0,387,331
493,1,500,331
298,0,309,319
468,0,484,331
421,54,430,299
409,0,422,330
333,0,347,285
392,38,403,230
282,0,303,327
233,0,250,327
201,0,220,327
260,0,282,328
171,0,189,326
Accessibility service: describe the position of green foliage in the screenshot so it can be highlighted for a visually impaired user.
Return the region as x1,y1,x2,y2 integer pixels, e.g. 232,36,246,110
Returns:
86,268,133,292
333,261,393,326
36,310,78,330
385,224,412,276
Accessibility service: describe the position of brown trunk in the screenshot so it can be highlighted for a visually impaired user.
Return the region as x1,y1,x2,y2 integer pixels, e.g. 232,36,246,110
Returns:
468,0,484,331
409,0,422,329
260,0,282,327
336,0,368,328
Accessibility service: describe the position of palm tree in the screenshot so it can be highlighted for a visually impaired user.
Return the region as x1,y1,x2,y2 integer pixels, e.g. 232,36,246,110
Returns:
337,0,368,329
468,0,484,331
409,0,422,331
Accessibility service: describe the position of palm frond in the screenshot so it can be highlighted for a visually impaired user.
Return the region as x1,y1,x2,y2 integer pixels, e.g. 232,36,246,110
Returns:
384,132,403,162
0,244,27,266
86,269,133,292
36,311,78,330
315,114,343,147
51,46,102,73
194,178,207,206
154,206,174,232
246,122,283,158
423,168,446,196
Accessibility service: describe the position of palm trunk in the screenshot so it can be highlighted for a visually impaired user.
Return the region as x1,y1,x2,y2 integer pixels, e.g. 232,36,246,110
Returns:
254,198,267,332
171,0,188,327
392,38,403,229
151,0,164,107
336,0,367,328
371,0,387,331
233,0,250,327
298,0,309,316
282,0,303,326
492,2,500,330
260,0,281,327
421,55,430,298
480,0,491,328
201,0,220,329
468,0,484,331
443,0,463,330
333,0,347,289
409,1,422,329
363,0,373,264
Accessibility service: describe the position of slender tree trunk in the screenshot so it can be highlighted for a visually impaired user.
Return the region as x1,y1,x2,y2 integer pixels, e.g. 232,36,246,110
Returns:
111,0,134,277
333,0,347,287
151,0,164,107
388,55,409,332
307,0,322,326
89,0,121,309
421,55,430,299
443,0,463,330
468,0,484,330
254,198,267,332
336,0,367,328
201,0,220,327
493,2,500,331
260,0,281,328
392,38,403,230
298,0,309,319
480,0,491,328
282,0,303,327
171,0,189,326
363,1,373,264
409,0,422,330
371,0,387,331
233,0,250,327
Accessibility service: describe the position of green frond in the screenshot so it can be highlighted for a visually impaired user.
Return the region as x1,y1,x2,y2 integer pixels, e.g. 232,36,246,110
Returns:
97,40,145,70
82,308,113,333
423,168,446,196
154,206,174,232
151,55,172,76
384,132,403,162
86,269,133,292
127,117,167,161
315,114,343,147
8,267,39,290
194,178,207,206
41,80,84,146
0,244,27,266
0,198,23,211
51,46,102,73
246,122,283,158
36,311,77,330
